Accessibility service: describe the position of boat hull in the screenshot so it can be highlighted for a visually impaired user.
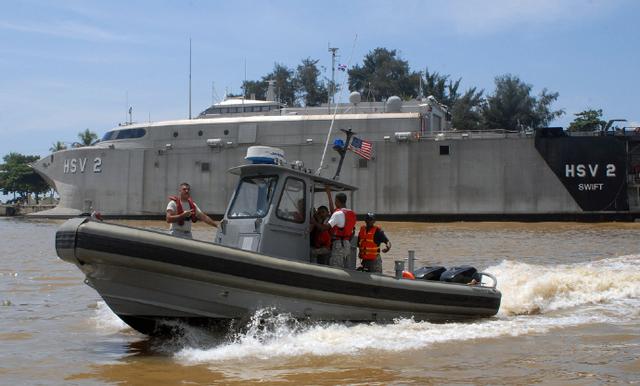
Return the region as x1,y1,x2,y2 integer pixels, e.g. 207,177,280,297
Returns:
56,218,501,334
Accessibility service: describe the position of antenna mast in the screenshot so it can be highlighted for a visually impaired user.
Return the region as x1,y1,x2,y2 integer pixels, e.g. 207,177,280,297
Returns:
328,45,338,113
188,38,192,120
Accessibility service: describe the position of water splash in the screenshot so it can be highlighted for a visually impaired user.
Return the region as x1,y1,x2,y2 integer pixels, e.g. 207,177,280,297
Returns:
491,254,640,315
175,255,640,364
85,256,640,363
91,301,129,333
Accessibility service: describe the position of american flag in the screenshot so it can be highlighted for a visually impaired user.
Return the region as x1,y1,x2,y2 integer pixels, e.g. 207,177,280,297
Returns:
349,136,373,160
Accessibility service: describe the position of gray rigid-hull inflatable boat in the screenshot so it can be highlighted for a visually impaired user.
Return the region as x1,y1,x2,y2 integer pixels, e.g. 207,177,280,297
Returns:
55,146,501,335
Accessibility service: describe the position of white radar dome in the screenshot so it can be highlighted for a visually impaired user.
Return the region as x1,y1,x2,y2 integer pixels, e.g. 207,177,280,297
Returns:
349,91,361,105
245,146,286,165
386,96,402,113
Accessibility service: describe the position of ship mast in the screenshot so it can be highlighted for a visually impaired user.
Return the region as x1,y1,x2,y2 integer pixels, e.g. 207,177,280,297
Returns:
188,38,192,120
328,45,338,113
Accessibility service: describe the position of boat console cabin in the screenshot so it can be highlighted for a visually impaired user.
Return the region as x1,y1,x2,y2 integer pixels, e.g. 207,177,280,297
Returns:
215,147,356,262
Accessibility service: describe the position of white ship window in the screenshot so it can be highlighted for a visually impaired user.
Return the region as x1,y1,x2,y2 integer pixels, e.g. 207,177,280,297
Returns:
276,177,306,223
440,145,450,155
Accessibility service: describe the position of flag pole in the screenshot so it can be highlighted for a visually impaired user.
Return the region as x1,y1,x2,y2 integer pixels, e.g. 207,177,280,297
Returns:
332,128,354,180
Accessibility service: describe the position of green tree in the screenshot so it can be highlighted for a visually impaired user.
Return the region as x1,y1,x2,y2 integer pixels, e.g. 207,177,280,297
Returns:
421,68,461,108
294,58,327,106
263,63,297,106
481,74,564,131
49,141,67,152
348,48,419,101
567,109,606,132
451,87,485,131
242,80,267,101
0,153,50,203
76,129,98,147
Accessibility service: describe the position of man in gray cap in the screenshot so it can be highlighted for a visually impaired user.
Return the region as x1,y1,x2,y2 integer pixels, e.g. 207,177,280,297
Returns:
356,212,391,273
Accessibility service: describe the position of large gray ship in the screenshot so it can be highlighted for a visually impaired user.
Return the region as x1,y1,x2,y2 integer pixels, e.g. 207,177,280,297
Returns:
31,92,640,221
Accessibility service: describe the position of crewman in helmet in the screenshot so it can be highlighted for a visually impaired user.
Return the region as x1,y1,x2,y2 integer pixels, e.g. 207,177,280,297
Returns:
356,212,391,273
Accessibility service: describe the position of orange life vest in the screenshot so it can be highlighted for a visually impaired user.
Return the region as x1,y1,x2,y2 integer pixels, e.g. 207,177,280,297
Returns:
169,195,198,225
358,225,380,261
332,208,356,240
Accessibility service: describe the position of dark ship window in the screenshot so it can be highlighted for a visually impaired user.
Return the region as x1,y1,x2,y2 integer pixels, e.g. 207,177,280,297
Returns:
201,162,210,172
101,128,146,141
358,158,368,168
173,132,179,138
224,129,229,135
198,130,203,136
439,145,450,155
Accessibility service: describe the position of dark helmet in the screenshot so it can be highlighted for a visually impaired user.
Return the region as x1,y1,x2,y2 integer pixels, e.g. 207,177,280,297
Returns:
364,212,375,222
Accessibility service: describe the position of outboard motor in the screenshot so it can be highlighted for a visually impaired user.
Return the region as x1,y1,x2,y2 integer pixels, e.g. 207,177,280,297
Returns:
440,265,480,284
414,266,446,281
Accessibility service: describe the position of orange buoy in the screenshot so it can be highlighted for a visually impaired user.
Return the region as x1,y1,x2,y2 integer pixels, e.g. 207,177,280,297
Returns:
402,271,415,280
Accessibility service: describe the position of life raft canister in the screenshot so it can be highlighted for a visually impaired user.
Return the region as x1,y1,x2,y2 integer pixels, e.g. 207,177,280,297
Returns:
332,208,356,240
358,225,380,261
169,195,198,225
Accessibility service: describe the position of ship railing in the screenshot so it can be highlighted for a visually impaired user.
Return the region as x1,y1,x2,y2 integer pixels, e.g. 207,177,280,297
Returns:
411,129,525,141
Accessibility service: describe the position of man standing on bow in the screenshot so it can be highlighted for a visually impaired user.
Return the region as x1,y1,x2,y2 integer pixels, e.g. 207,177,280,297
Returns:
166,182,218,238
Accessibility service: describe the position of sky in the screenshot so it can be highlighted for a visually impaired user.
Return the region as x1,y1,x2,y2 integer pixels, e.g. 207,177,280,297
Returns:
1,0,639,162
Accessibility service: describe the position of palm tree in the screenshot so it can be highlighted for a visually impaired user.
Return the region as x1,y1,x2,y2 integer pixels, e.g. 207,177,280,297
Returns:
77,129,98,147
49,141,67,152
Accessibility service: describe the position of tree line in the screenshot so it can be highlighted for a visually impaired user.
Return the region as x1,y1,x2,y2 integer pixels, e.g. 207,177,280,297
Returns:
238,47,619,132
0,129,99,203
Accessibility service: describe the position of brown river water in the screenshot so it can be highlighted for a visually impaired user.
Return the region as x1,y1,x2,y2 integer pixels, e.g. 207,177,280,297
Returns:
1,218,639,385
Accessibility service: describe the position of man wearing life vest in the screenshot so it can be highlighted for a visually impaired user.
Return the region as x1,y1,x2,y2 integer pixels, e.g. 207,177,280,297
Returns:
166,182,218,238
357,212,391,273
325,191,357,268
310,205,331,265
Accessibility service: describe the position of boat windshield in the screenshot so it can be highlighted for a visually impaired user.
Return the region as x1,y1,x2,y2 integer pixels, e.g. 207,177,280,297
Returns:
228,175,278,218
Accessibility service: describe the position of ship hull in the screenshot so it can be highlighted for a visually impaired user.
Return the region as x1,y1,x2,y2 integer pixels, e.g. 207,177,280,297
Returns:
31,115,640,220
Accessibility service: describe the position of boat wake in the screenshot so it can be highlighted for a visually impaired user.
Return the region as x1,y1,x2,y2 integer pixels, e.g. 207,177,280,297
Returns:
493,254,640,316
91,255,640,363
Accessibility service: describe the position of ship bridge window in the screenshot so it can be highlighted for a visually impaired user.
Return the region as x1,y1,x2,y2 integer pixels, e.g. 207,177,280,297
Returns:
228,175,278,218
101,128,146,141
439,145,450,155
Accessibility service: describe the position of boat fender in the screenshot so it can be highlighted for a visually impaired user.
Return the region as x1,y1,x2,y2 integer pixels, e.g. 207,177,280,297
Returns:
402,271,415,280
